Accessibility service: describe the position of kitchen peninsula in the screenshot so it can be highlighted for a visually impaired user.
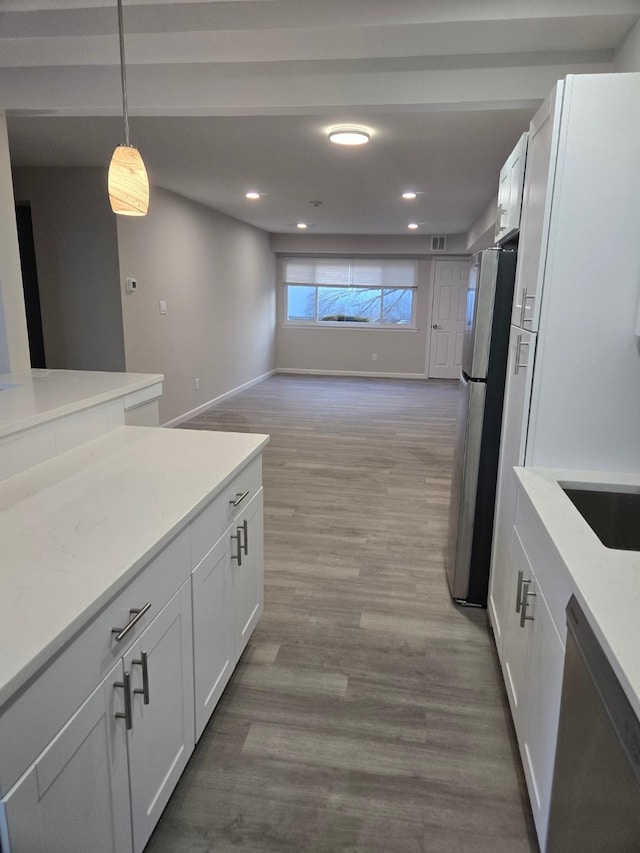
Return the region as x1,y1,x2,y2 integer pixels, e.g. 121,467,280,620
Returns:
0,370,268,853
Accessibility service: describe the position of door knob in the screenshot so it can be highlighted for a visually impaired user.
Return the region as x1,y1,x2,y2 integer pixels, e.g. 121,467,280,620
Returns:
432,323,441,329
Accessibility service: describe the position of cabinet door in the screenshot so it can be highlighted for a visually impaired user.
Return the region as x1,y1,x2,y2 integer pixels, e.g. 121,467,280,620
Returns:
521,584,565,849
504,133,527,236
488,325,535,652
495,133,527,244
512,83,563,331
192,532,235,741
124,581,194,853
231,489,264,659
500,526,533,739
0,660,132,853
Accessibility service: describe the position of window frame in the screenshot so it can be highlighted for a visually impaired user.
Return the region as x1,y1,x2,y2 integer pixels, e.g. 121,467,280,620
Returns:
282,257,419,331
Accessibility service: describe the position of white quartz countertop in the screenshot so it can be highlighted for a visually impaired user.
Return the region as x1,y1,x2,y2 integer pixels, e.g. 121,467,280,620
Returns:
515,466,640,719
0,369,164,439
0,425,268,708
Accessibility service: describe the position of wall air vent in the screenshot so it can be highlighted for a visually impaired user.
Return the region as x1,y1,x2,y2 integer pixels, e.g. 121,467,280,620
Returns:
431,235,447,252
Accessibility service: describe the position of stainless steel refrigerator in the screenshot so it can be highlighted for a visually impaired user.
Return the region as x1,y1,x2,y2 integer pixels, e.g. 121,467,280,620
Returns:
445,246,517,606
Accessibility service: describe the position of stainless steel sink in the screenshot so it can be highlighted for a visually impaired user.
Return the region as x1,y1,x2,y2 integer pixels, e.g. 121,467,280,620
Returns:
562,486,640,551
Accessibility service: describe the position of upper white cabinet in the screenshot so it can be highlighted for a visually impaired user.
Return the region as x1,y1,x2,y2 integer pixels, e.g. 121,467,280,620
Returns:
510,86,563,332
495,132,528,246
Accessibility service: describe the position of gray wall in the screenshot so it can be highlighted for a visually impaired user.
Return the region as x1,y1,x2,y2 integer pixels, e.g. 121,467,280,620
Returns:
12,167,126,372
276,255,437,377
116,186,276,425
614,19,640,71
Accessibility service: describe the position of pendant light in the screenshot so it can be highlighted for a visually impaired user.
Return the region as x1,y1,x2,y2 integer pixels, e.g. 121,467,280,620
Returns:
108,0,149,216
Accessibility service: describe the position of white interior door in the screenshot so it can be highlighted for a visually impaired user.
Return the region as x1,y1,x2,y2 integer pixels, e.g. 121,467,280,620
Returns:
428,258,470,378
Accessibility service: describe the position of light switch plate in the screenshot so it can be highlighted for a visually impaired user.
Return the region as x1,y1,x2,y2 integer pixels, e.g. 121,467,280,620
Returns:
125,277,137,293
159,300,167,315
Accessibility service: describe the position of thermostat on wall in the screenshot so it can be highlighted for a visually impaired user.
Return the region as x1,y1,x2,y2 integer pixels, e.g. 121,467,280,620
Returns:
126,277,138,293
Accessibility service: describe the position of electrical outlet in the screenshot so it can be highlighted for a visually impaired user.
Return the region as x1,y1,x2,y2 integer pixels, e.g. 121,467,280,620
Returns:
195,378,200,390
125,277,137,293
372,353,378,361
159,300,167,315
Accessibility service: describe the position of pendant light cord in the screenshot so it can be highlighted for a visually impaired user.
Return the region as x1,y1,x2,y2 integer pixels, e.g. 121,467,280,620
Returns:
116,0,131,148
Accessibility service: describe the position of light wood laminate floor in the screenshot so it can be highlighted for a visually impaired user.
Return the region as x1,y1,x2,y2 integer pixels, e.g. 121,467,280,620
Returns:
147,375,538,853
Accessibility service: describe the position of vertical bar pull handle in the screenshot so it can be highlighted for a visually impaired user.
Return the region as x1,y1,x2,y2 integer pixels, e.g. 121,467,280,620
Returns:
231,530,242,566
513,335,526,376
133,651,150,704
519,582,536,628
516,570,524,613
519,288,528,327
114,670,133,730
241,519,249,556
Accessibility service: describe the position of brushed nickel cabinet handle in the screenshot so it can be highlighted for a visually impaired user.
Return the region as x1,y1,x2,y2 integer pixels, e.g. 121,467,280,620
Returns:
516,570,525,613
240,519,249,556
229,490,250,507
519,581,536,628
112,602,151,642
231,530,242,566
114,671,133,730
514,334,529,375
133,651,150,705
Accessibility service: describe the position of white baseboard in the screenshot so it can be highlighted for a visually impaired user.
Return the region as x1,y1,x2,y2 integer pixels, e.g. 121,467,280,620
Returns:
162,369,276,428
276,368,426,380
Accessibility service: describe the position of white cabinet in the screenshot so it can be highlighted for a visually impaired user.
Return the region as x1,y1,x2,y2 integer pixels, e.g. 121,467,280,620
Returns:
0,583,195,853
192,532,235,741
233,491,264,660
192,488,264,741
0,448,266,853
498,503,565,851
123,582,194,853
495,132,528,245
510,85,563,331
488,325,534,651
0,660,132,853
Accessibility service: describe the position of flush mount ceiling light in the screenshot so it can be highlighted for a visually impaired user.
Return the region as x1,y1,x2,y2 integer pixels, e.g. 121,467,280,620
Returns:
402,192,417,200
408,223,419,230
328,126,370,146
245,191,261,200
297,223,308,229
108,0,149,216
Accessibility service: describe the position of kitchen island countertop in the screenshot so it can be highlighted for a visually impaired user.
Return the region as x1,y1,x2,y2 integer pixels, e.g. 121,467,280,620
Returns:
0,425,268,709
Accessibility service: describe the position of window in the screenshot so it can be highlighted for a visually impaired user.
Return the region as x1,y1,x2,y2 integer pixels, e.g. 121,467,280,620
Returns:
283,258,418,328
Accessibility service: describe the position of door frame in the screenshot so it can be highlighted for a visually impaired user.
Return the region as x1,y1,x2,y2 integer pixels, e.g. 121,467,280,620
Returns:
425,256,471,378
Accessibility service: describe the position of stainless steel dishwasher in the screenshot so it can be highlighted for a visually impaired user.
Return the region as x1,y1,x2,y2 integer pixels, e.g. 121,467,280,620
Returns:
546,595,640,852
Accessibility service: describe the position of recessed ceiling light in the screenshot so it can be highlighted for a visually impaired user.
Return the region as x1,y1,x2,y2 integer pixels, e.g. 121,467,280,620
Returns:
402,192,417,200
328,126,370,146
245,191,261,200
297,222,308,229
408,223,419,230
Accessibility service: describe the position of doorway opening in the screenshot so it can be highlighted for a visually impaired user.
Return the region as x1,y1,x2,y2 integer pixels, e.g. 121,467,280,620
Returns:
15,202,46,368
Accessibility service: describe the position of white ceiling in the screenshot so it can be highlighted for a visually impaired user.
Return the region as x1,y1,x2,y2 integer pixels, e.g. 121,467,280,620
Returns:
2,0,639,236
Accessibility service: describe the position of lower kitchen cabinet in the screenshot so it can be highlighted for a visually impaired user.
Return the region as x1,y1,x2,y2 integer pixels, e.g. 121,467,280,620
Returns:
192,489,264,741
192,533,235,741
491,493,566,851
123,581,194,853
0,453,266,853
232,490,264,660
0,582,194,853
0,659,132,853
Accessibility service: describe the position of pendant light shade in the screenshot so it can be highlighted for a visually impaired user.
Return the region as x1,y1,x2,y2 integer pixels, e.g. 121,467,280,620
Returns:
108,145,149,215
109,0,149,215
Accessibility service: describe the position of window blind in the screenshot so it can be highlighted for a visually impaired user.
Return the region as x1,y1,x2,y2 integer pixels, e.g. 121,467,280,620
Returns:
283,258,418,288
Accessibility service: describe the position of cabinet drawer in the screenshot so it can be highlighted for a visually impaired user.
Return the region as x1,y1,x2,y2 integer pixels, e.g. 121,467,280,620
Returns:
190,455,262,568
0,527,190,796
514,488,572,645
